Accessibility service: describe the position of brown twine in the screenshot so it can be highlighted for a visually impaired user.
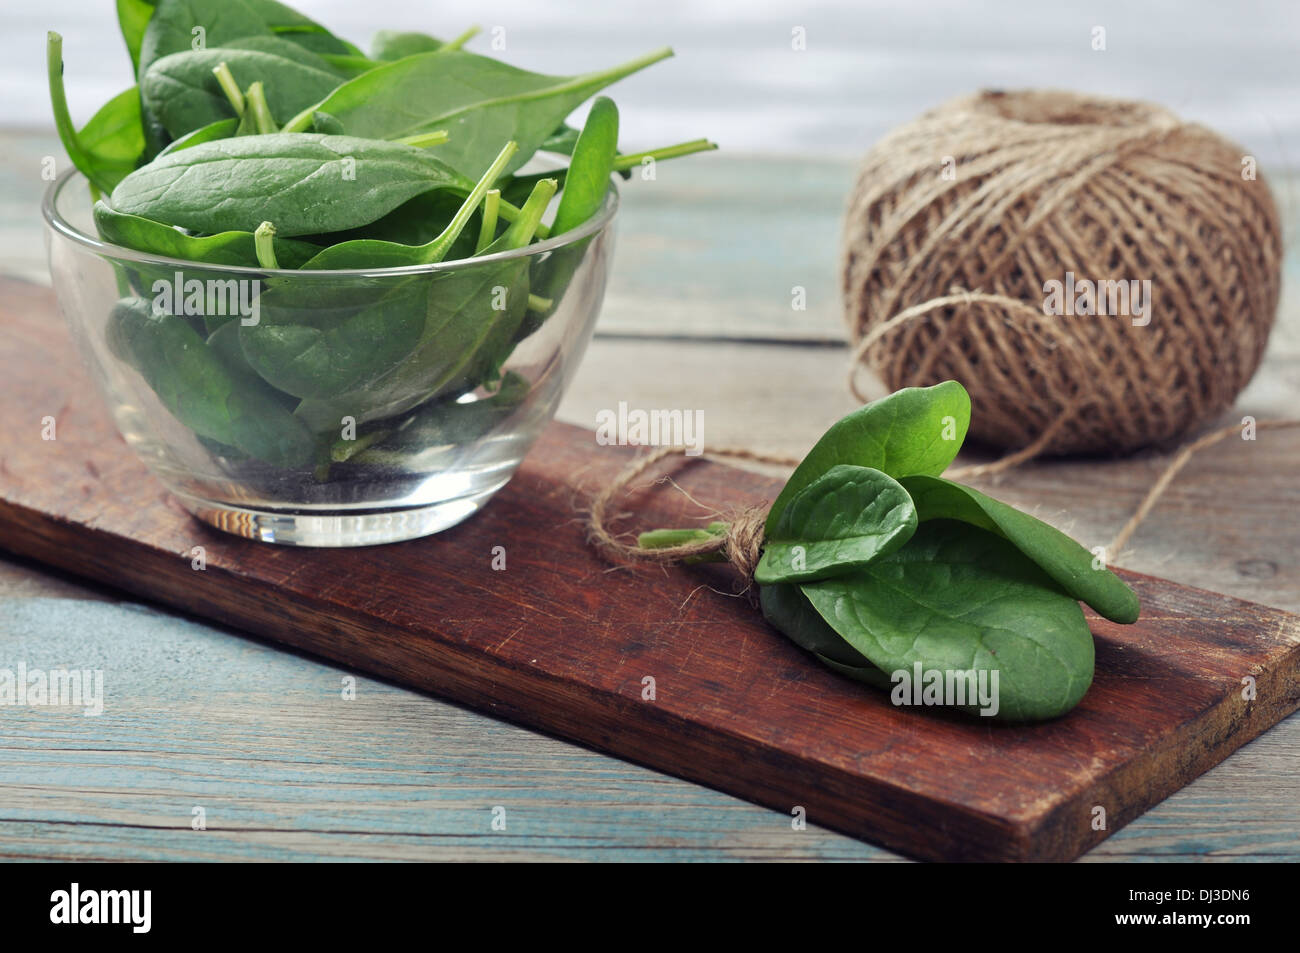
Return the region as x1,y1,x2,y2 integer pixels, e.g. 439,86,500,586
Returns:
841,89,1284,458
849,289,1092,479
1107,418,1300,557
586,445,797,576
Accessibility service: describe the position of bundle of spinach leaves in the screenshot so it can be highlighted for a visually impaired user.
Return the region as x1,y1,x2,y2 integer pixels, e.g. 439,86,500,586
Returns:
639,382,1140,721
48,0,716,474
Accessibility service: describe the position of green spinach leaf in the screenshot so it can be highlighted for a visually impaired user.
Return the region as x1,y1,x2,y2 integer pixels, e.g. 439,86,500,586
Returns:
282,47,672,176
157,117,238,155
550,97,618,235
142,47,344,140
369,30,443,60
295,139,517,269
219,33,341,71
754,465,917,584
799,520,1096,721
758,582,888,682
766,381,971,534
900,475,1140,623
242,0,360,56
109,133,472,236
135,0,274,155
94,201,320,269
519,96,620,336
117,0,155,74
107,296,318,467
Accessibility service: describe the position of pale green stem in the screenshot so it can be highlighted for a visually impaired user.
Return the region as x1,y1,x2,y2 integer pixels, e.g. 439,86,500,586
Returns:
212,62,245,117
613,138,718,171
499,178,557,249
638,522,730,563
331,428,389,463
441,25,481,50
417,140,518,263
47,33,104,191
245,82,277,134
497,198,550,239
476,189,500,253
254,222,280,269
394,129,450,148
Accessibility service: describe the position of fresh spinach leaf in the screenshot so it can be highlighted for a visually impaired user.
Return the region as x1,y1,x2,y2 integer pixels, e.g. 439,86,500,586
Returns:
540,123,581,156
242,0,360,56
219,33,342,71
117,0,155,74
282,47,672,177
295,139,517,269
135,0,274,155
107,296,318,467
754,465,917,584
157,117,238,155
799,520,1096,721
204,319,298,410
551,96,618,236
758,582,887,680
141,47,344,140
317,53,381,78
899,475,1140,623
109,133,473,236
369,26,478,61
766,381,971,534
522,96,620,334
369,30,444,60
94,201,320,269
310,111,346,135
240,279,429,400
78,88,146,177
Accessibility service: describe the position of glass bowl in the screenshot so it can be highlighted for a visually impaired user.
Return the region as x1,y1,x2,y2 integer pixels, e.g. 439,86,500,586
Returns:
43,169,616,546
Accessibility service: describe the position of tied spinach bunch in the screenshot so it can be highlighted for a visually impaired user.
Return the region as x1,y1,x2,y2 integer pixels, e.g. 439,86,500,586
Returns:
47,0,716,474
639,382,1141,722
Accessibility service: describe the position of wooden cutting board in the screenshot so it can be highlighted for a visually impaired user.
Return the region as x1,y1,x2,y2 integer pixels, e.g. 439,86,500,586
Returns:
3,277,1299,862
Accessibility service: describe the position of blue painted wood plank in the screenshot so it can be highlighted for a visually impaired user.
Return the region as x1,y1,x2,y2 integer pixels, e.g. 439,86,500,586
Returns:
0,597,894,861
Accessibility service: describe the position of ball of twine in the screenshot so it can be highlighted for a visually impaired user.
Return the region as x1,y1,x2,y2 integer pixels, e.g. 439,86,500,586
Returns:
842,89,1283,455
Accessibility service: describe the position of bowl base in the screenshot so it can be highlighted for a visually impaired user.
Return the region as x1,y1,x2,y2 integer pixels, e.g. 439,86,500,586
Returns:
172,483,507,547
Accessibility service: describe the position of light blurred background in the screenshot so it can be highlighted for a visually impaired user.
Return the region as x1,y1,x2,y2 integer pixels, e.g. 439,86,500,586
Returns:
9,0,1300,161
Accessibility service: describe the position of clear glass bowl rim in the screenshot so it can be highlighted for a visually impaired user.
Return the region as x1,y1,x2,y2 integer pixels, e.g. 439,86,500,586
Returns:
42,167,619,279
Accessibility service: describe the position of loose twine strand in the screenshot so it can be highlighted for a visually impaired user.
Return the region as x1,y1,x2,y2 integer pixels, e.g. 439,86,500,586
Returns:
587,445,797,577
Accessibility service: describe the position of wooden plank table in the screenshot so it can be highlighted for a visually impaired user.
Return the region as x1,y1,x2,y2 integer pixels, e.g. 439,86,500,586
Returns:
1,132,1298,861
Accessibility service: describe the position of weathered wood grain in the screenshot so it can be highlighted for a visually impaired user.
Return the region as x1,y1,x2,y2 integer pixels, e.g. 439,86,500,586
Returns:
1,279,1298,862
